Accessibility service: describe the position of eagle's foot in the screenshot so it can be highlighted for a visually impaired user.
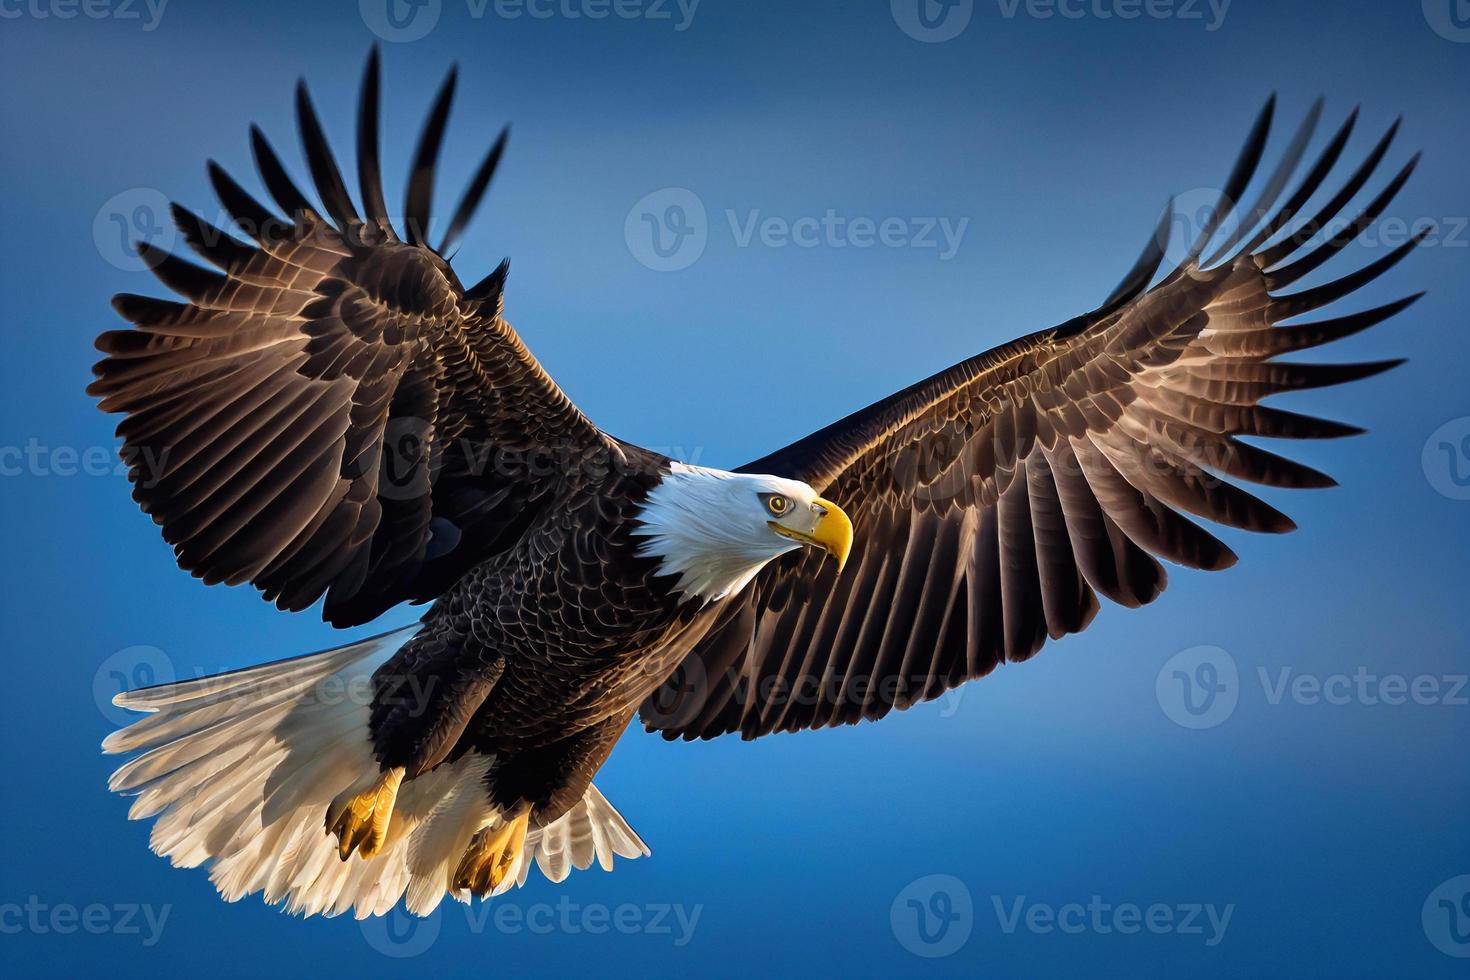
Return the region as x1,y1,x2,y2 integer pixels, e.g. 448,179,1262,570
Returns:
453,808,531,895
325,766,405,860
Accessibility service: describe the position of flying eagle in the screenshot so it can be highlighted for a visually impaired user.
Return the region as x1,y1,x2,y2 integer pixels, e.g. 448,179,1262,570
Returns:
96,51,1425,918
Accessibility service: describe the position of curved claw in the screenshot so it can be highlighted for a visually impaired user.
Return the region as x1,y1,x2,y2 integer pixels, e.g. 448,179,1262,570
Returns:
453,809,531,895
325,766,404,860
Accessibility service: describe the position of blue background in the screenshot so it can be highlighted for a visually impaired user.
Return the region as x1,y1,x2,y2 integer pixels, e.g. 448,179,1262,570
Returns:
1,0,1467,976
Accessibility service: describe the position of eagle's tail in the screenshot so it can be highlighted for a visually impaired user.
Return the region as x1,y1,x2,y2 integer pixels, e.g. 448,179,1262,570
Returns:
103,627,649,918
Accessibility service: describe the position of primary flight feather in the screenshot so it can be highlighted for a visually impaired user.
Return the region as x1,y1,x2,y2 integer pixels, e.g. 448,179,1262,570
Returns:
94,50,1425,918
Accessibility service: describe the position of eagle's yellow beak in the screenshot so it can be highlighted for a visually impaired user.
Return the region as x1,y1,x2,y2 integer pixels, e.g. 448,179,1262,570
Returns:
769,497,853,572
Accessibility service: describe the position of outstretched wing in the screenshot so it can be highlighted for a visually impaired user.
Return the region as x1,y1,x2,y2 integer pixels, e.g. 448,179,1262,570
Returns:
90,51,616,627
644,98,1426,740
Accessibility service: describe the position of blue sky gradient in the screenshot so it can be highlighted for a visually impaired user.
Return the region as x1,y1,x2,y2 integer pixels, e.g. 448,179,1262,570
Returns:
1,1,1467,976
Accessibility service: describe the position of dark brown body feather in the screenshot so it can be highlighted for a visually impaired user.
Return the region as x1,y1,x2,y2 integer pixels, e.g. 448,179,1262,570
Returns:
370,448,718,821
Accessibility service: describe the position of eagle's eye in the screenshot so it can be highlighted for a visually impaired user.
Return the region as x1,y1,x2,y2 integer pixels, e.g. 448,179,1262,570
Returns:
763,493,791,517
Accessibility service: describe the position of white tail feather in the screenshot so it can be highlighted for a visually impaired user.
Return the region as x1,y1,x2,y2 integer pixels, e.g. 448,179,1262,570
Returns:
105,626,649,918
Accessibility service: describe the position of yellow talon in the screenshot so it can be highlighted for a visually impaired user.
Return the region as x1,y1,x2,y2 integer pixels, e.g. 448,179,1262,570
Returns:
325,766,405,860
453,808,531,895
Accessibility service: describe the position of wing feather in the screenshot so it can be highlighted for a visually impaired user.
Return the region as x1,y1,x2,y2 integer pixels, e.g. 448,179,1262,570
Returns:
645,100,1426,740
403,67,457,247
91,53,610,626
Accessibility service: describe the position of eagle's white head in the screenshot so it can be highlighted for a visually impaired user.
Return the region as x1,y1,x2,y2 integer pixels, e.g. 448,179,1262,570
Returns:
631,463,854,602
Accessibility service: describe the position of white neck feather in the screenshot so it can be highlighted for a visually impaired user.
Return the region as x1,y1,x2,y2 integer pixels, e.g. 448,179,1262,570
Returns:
631,463,800,603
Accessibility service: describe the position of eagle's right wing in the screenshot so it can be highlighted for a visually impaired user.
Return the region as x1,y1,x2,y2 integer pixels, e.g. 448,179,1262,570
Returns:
643,98,1427,740
90,51,616,627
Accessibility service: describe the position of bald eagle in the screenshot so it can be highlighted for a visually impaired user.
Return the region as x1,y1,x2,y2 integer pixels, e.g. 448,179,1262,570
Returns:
95,51,1425,918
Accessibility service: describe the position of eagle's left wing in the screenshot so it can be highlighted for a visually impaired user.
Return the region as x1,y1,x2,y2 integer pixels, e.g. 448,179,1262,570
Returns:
643,98,1427,740
90,52,616,627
